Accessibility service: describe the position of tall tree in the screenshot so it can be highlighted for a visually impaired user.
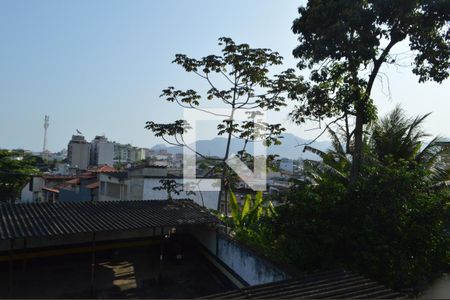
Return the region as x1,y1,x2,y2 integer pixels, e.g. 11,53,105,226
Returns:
291,0,450,182
146,37,305,212
0,150,39,203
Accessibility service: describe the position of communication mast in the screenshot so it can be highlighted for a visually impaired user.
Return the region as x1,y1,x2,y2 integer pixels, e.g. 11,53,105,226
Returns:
43,115,49,160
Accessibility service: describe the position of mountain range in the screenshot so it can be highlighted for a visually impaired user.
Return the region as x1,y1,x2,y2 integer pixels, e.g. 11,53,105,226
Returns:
151,133,331,160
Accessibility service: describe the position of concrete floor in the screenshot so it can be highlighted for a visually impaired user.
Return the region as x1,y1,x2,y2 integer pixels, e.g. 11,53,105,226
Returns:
420,273,450,299
0,239,232,299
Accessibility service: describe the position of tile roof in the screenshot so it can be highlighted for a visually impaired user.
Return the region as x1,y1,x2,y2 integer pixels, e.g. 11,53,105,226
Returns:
84,181,99,189
0,200,218,240
202,269,405,299
42,187,60,193
65,178,80,185
94,165,118,173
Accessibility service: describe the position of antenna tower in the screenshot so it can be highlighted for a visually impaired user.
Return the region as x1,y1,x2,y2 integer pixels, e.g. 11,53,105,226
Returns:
43,115,49,160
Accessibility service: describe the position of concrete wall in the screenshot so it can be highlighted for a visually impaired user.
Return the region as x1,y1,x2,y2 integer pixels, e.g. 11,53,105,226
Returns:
129,167,168,177
20,183,33,203
98,173,129,201
68,143,90,170
190,227,290,286
216,234,290,286
97,142,114,166
189,226,217,254
129,177,145,200
59,187,92,202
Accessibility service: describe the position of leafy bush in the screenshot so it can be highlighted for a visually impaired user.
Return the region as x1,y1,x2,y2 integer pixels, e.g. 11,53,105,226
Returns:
270,155,449,291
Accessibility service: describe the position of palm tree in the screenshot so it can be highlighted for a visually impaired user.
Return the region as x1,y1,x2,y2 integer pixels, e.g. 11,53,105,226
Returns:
370,106,449,184
302,106,449,185
302,127,351,184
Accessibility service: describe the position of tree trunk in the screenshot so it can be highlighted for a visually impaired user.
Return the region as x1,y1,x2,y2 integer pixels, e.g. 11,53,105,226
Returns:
350,106,364,183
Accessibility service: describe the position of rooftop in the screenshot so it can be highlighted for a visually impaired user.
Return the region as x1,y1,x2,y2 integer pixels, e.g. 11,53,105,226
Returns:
0,200,218,240
203,269,405,299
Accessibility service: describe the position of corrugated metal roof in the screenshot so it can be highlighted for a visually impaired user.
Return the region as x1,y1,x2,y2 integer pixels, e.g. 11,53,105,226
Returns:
0,200,218,240
202,269,406,299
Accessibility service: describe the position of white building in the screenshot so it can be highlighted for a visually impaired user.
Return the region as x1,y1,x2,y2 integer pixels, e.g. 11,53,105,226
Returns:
91,135,114,166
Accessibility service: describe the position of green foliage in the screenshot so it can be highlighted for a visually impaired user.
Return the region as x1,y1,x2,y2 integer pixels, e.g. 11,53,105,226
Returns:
291,0,449,179
268,108,450,291
347,161,450,290
152,178,193,200
272,160,449,291
145,37,305,210
230,108,449,292
226,190,276,230
218,190,279,257
370,106,450,183
145,37,303,150
0,150,39,203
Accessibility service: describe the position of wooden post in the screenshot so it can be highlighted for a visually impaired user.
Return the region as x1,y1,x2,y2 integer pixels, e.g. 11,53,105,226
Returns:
90,232,96,297
9,239,15,298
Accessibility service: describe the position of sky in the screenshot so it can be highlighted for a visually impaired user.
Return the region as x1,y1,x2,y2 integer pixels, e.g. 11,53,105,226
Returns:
0,0,448,152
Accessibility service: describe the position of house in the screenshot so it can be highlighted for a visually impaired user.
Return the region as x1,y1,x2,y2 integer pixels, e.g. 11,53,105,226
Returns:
20,174,78,203
0,200,290,298
20,165,118,203
98,165,221,210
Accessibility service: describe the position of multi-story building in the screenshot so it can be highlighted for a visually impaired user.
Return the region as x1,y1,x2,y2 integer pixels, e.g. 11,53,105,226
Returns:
113,143,129,163
91,135,114,166
67,135,90,170
129,147,145,163
113,143,145,164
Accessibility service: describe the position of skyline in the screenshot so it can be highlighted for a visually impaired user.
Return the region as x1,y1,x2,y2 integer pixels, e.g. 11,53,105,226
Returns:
1,0,449,152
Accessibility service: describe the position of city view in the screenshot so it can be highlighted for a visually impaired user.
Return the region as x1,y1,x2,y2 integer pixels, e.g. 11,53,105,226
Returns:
0,1,449,299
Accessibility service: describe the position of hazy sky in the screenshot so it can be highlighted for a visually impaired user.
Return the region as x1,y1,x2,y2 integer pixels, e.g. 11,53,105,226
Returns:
0,0,448,152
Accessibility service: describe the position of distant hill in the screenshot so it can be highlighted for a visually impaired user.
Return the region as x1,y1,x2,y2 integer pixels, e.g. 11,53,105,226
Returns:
151,133,331,160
